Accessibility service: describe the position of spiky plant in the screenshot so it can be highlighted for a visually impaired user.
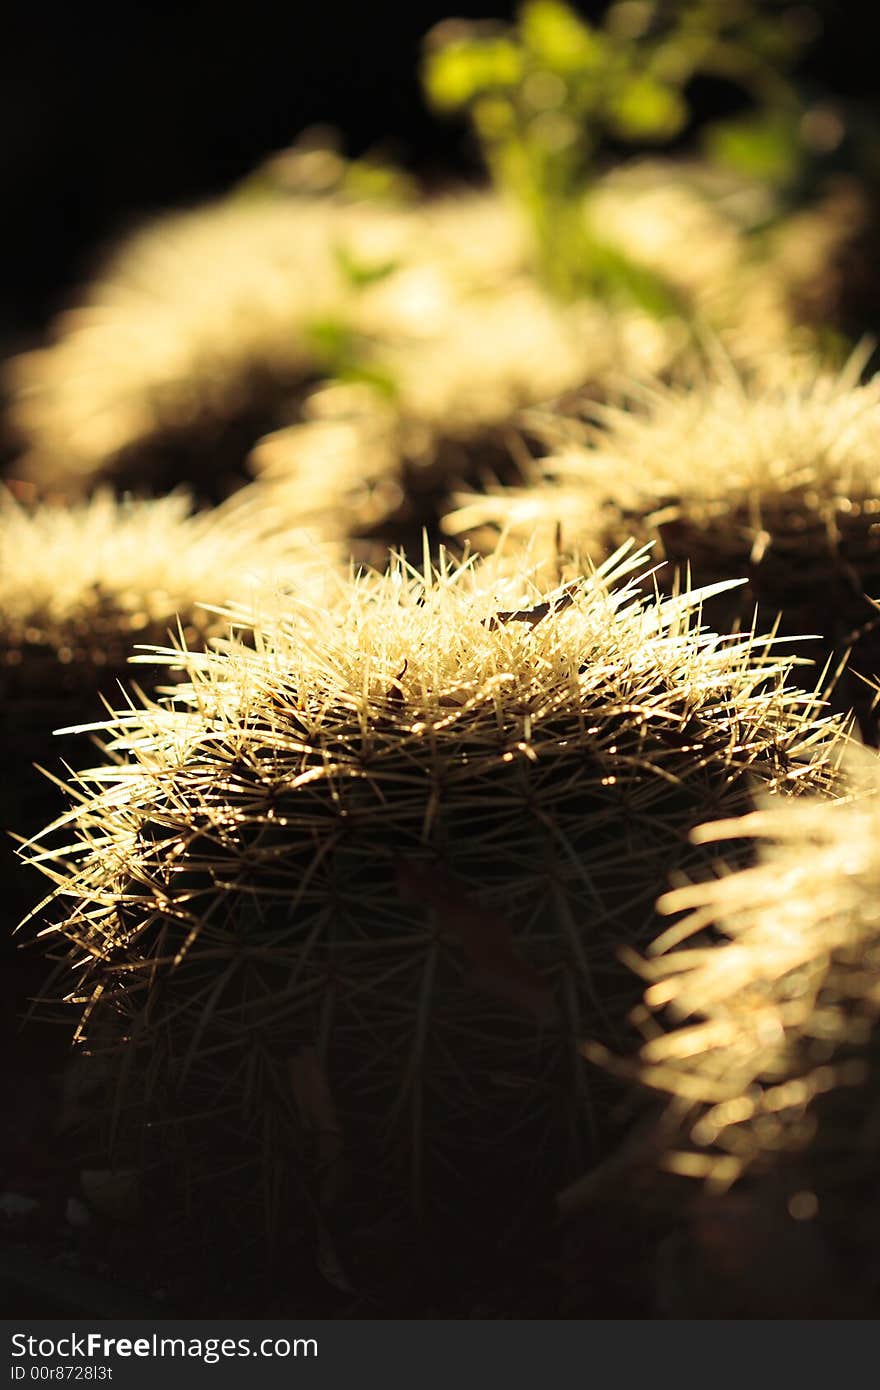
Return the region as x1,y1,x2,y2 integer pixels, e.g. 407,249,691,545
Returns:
447,351,880,724
597,747,880,1311
585,159,864,363
246,275,675,562
0,482,336,871
5,169,659,498
4,187,410,495
18,542,848,1298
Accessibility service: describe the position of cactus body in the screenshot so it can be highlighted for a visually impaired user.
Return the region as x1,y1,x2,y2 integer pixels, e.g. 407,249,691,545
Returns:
20,545,848,1272
0,484,336,926
448,354,880,729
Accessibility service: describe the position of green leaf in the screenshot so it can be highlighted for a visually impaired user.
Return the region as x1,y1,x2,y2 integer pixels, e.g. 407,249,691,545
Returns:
303,317,355,369
573,212,685,317
340,160,417,205
423,36,525,112
334,243,399,290
605,75,688,141
302,317,398,397
702,111,803,184
473,94,518,140
519,0,605,74
338,362,399,400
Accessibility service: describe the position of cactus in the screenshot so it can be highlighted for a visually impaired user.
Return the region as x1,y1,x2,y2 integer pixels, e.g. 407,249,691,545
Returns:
1,483,333,661
584,159,866,363
447,351,880,727
4,186,406,496
246,273,664,563
0,176,577,481
603,747,880,1309
0,483,336,923
19,542,848,1292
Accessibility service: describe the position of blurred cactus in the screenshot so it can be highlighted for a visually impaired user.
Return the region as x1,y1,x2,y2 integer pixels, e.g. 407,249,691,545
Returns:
3,174,416,497
12,167,845,567
248,278,680,562
7,129,857,548
6,3,874,529
0,484,331,676
21,543,847,1288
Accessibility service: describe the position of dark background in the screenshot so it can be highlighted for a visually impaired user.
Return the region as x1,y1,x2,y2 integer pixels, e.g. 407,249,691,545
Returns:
0,0,870,343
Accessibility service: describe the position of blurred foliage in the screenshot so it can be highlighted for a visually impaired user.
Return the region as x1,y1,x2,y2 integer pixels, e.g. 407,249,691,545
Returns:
303,316,398,398
422,1,831,303
333,243,400,290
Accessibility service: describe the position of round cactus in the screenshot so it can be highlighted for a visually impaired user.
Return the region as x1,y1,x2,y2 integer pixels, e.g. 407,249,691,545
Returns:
0,484,332,666
4,189,397,494
0,483,336,917
19,542,849,1285
447,351,880,726
4,173,651,502
245,264,634,563
604,747,880,1309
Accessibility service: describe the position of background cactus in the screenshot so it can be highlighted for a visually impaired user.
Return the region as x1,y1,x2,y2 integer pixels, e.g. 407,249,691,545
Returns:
4,180,414,496
20,543,848,1308
447,351,880,732
0,483,336,935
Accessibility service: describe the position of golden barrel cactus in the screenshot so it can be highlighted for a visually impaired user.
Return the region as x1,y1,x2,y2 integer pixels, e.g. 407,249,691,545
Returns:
19,544,848,1296
447,352,880,729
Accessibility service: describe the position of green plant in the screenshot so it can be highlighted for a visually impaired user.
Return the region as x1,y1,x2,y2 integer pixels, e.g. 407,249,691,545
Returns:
21,543,847,1272
422,0,814,304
